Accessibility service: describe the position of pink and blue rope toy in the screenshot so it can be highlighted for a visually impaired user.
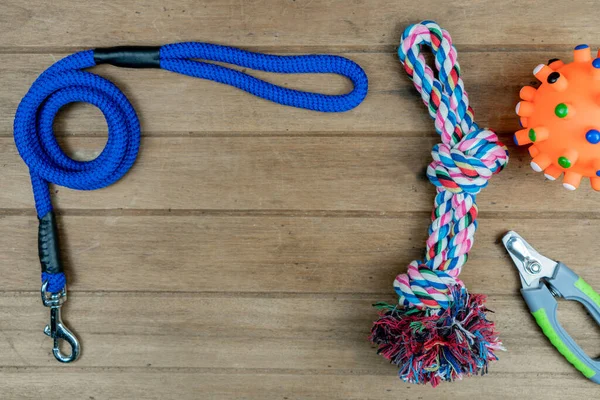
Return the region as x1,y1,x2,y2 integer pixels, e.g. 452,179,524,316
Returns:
369,21,508,386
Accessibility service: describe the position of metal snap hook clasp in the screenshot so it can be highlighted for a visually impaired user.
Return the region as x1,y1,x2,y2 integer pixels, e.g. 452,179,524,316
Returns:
41,281,80,363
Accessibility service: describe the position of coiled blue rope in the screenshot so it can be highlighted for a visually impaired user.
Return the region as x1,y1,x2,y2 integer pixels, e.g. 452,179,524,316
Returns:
14,42,368,293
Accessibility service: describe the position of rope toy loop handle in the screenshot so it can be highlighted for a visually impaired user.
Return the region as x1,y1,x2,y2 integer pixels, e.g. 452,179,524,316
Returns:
370,21,508,387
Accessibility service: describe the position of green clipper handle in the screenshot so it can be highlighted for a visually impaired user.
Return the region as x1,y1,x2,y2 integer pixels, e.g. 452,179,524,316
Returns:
521,263,600,384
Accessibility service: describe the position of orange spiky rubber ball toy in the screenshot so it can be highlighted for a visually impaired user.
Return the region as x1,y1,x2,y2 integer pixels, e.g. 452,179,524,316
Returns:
514,44,600,190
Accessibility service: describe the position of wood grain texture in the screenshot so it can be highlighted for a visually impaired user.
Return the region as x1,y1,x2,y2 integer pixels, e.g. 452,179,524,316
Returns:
1,371,597,400
1,215,599,293
0,1,599,49
0,294,598,398
1,1,599,399
0,293,598,371
3,137,600,213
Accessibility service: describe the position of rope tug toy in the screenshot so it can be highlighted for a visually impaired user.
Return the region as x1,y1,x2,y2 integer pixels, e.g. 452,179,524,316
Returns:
14,43,368,363
369,21,508,386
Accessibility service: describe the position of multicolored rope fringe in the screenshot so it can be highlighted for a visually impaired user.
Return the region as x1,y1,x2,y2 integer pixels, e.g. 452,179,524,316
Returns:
369,21,508,386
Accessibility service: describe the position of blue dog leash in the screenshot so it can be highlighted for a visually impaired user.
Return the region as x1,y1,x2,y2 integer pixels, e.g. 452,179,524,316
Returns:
13,43,368,362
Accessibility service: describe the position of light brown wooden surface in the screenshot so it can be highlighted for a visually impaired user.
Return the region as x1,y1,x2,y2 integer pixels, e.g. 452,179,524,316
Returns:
1,1,599,399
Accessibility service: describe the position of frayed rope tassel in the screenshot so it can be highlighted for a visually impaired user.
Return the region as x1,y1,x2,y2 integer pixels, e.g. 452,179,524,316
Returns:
370,288,504,387
370,21,508,387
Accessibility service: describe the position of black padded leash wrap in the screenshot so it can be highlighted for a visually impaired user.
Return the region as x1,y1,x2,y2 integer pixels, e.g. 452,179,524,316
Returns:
38,211,63,274
93,46,161,68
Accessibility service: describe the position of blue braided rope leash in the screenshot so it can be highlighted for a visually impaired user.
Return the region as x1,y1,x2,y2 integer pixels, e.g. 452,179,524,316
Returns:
13,43,368,362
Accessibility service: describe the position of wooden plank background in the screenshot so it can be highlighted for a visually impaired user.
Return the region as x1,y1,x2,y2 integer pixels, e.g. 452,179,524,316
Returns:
1,1,599,398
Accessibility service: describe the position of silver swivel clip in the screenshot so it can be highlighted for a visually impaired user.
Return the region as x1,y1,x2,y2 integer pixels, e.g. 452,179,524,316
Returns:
41,281,80,363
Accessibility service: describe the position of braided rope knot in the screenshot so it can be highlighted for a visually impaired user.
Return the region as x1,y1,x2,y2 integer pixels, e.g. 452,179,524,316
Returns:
428,129,508,194
394,260,460,309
